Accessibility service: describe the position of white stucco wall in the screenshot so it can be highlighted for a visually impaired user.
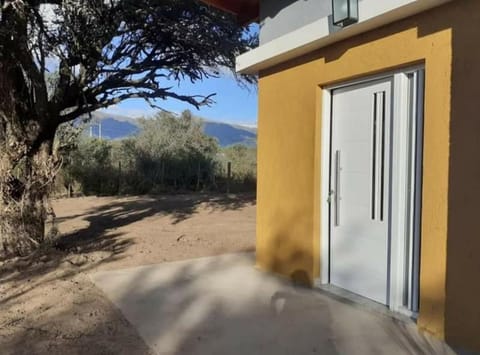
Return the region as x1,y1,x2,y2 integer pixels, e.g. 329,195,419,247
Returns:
259,0,332,44
242,0,452,73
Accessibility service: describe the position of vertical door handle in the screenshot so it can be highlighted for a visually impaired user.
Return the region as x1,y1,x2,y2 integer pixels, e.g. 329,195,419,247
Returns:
335,150,341,227
372,91,386,222
371,93,378,220
379,92,386,222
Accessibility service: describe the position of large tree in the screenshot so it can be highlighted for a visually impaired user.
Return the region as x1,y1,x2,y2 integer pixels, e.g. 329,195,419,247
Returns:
0,0,256,256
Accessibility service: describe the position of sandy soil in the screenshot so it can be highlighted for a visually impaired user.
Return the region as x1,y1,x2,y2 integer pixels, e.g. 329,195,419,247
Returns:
0,193,255,354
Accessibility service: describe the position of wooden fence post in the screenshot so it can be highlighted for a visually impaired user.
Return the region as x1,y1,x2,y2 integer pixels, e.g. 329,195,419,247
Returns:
227,161,232,194
117,161,122,195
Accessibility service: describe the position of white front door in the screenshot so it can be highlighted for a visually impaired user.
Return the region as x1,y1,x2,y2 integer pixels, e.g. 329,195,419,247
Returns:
330,78,392,305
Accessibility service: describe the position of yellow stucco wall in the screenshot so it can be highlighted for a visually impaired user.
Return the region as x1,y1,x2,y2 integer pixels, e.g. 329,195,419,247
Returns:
256,1,480,351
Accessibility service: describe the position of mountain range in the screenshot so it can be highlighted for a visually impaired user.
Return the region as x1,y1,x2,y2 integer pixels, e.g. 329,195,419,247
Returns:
84,111,257,147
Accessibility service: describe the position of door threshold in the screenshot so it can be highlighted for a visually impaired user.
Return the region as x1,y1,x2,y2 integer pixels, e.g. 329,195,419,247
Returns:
313,282,417,323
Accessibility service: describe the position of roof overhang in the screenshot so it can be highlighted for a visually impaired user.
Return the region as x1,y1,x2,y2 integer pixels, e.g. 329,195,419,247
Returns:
236,0,453,74
200,0,259,24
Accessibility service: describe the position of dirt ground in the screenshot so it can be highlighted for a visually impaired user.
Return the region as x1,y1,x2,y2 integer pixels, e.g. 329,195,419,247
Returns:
0,193,256,354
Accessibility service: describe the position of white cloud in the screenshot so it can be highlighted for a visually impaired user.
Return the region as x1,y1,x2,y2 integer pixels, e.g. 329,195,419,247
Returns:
199,116,257,128
98,106,156,119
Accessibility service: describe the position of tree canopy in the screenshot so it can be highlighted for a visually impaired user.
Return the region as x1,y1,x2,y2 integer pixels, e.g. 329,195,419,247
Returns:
59,110,247,195
0,0,256,255
1,0,256,125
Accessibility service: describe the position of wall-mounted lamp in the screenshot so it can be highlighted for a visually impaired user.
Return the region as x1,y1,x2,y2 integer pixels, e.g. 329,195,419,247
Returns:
332,0,358,27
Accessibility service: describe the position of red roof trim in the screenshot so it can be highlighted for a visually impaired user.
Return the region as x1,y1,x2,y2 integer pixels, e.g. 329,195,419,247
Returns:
201,0,259,24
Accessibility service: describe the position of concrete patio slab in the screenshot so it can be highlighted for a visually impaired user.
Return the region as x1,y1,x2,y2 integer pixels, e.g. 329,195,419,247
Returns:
91,253,456,355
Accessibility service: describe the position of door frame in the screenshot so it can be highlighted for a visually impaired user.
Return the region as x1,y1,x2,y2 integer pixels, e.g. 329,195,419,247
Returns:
318,65,425,316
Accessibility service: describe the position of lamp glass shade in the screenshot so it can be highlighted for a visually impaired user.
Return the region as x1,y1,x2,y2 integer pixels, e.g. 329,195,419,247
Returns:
332,0,358,27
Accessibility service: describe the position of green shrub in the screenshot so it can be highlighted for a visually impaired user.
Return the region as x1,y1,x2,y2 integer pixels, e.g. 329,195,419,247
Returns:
56,110,257,196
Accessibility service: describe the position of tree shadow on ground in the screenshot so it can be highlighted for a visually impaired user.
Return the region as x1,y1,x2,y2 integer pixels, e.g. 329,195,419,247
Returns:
2,251,457,355
0,193,255,305
0,231,133,306
5,252,451,355
55,192,255,250
102,254,457,355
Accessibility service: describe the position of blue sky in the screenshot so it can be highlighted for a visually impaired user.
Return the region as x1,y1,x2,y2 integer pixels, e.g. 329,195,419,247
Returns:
101,25,260,127
100,71,258,127
41,5,260,127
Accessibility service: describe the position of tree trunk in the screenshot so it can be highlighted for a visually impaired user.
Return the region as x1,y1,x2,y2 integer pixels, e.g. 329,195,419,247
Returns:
0,140,58,256
196,161,201,191
0,4,59,256
160,160,165,187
